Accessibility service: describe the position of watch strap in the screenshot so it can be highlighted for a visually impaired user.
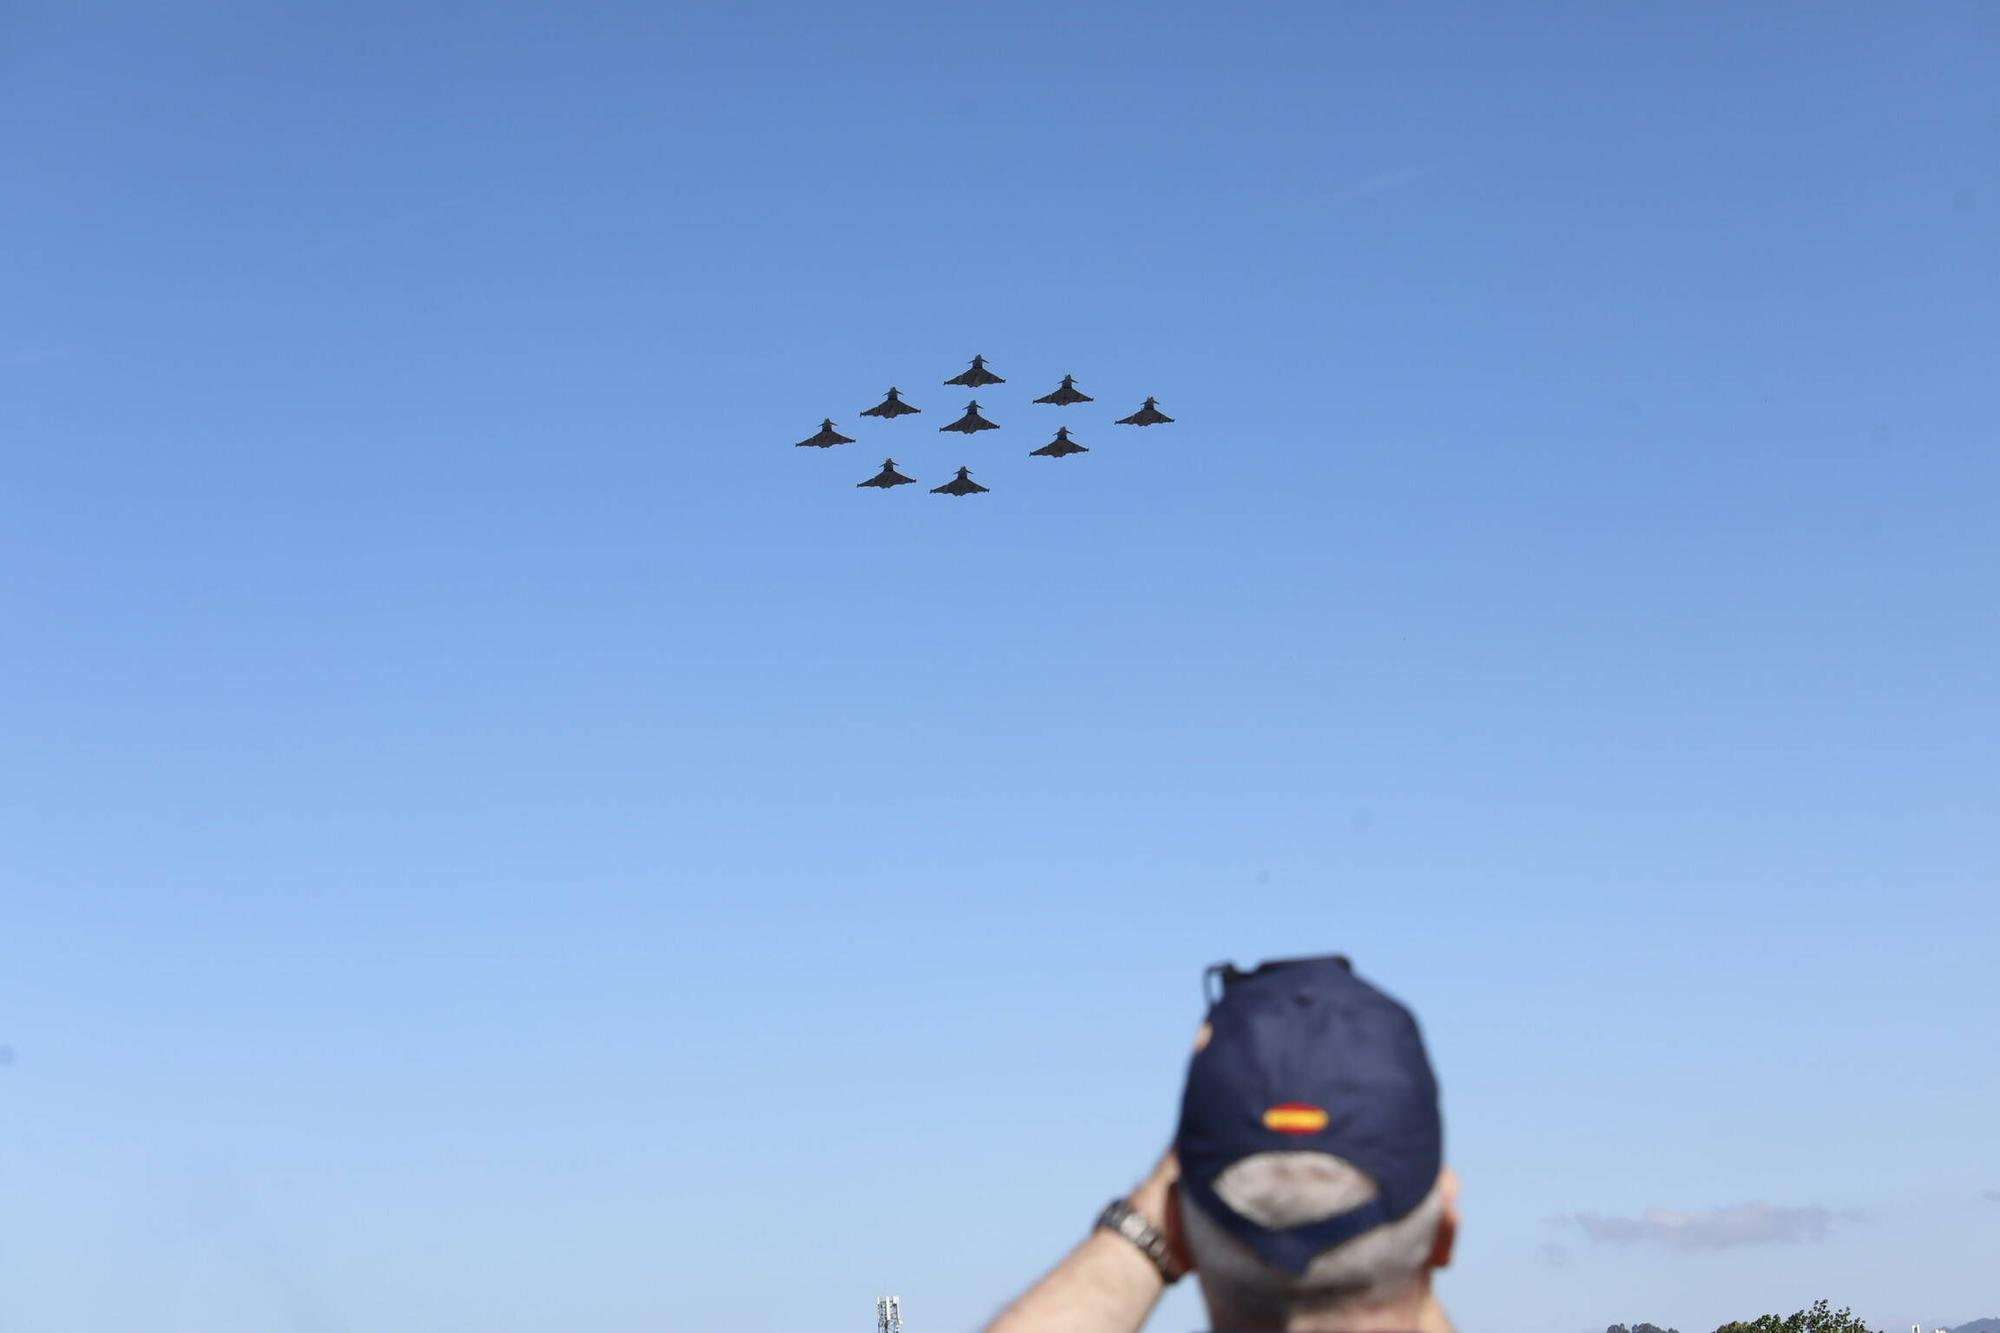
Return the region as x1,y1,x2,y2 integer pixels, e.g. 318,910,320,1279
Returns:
1095,1198,1186,1284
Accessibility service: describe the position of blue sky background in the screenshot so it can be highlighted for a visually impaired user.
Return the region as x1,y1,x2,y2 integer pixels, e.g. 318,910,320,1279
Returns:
2,4,1996,1331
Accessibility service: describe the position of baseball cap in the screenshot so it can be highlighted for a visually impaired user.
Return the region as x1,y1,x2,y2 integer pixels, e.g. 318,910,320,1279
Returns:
1174,955,1444,1276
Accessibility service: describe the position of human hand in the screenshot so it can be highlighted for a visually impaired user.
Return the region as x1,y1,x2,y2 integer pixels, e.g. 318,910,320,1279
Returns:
1126,1147,1193,1276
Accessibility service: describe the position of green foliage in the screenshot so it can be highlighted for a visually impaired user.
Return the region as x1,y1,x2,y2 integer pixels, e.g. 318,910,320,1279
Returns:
1712,1298,1877,1333
1607,1323,1681,1333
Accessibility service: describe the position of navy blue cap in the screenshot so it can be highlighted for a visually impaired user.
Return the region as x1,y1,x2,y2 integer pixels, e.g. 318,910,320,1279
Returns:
1174,956,1443,1276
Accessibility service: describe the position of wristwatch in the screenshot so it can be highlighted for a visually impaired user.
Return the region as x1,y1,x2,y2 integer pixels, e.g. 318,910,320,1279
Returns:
1096,1198,1186,1284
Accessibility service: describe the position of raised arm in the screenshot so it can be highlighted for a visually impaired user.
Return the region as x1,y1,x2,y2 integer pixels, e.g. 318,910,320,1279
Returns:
982,1151,1190,1333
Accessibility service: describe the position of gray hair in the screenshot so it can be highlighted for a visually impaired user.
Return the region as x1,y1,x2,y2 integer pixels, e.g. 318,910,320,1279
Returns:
1180,1152,1446,1330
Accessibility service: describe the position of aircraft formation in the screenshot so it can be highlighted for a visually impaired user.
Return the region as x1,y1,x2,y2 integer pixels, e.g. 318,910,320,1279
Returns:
791,355,1174,496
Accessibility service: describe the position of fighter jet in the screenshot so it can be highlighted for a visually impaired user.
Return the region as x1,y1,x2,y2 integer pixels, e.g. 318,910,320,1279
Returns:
1033,374,1093,406
931,466,989,496
945,355,1005,387
1030,427,1088,458
861,387,921,419
939,400,999,434
856,458,917,489
796,418,855,448
1115,396,1174,426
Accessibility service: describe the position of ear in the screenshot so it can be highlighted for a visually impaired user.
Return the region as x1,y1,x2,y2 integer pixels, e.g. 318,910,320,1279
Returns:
1428,1166,1460,1270
1165,1179,1196,1276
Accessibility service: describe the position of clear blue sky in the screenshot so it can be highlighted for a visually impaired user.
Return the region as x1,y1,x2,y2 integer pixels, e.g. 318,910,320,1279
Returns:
3,5,1995,1331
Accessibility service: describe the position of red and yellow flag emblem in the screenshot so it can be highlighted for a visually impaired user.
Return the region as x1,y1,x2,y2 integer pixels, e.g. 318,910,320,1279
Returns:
1262,1103,1329,1135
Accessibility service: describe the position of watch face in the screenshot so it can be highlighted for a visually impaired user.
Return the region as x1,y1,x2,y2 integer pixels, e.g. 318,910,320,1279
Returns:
1105,1204,1164,1261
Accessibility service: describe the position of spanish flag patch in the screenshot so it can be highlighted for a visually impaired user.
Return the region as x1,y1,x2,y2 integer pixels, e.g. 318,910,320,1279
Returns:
1262,1103,1330,1135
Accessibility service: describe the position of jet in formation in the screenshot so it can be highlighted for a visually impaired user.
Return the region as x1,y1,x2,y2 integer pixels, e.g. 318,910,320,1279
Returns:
856,458,916,489
1031,427,1088,458
1033,374,1092,406
796,418,854,448
945,354,1005,388
931,467,989,496
795,362,1177,497
940,400,1000,434
861,387,921,419
1115,396,1174,426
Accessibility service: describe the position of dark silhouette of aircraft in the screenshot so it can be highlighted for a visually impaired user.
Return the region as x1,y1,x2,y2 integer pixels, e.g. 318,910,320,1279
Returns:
1115,396,1174,426
1031,427,1088,458
1033,374,1093,406
945,355,1005,387
861,387,921,419
796,418,855,448
940,400,999,434
856,458,916,489
931,467,989,496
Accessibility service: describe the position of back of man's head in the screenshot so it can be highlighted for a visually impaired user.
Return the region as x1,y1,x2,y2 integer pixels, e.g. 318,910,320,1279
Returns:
1173,957,1455,1332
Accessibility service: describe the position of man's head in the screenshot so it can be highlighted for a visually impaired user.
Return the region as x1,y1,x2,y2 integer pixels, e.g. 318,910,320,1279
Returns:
1173,957,1456,1331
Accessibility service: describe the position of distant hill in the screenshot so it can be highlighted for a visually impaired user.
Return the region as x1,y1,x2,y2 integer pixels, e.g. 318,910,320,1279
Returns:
1948,1319,2000,1333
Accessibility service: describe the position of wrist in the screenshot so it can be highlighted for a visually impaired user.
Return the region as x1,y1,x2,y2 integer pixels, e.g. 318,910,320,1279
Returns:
1095,1199,1186,1285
